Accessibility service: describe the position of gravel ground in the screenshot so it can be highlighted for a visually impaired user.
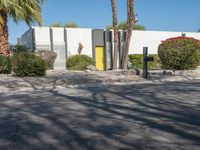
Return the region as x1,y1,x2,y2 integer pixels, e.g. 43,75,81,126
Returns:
0,71,200,150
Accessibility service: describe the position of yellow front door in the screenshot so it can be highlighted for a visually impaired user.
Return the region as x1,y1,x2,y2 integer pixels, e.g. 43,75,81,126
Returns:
95,46,105,71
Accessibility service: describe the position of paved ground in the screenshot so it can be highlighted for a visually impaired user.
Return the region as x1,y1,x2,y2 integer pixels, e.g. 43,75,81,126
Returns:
0,72,200,150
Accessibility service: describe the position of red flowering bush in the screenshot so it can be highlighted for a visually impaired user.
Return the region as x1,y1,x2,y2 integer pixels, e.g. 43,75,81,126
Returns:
158,36,200,70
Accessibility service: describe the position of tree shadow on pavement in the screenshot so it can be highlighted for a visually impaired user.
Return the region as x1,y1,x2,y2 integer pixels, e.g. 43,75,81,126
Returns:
0,79,200,150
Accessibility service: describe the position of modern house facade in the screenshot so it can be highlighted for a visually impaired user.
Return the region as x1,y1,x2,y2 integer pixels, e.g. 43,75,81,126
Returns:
18,27,200,70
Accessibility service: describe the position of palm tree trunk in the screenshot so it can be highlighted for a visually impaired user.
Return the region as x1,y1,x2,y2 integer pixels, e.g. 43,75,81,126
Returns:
0,11,10,56
111,0,119,70
122,0,135,70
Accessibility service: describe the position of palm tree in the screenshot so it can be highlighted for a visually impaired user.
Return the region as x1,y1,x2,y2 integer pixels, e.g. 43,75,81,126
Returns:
122,0,135,70
0,0,44,56
111,0,119,70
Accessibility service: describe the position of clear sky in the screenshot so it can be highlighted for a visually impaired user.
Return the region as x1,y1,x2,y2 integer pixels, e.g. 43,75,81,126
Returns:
8,0,200,44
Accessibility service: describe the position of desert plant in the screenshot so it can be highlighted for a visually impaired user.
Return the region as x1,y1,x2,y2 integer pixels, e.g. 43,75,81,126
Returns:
158,37,200,70
67,54,95,70
77,43,84,55
129,54,160,69
0,55,12,74
12,53,47,76
36,50,57,69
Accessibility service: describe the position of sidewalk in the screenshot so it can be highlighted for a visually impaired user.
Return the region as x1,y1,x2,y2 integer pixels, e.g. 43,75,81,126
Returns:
0,70,200,92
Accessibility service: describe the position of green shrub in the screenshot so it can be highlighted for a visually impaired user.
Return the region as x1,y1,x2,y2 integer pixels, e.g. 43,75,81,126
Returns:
12,53,47,77
67,54,95,70
128,54,160,69
158,37,200,70
0,55,12,74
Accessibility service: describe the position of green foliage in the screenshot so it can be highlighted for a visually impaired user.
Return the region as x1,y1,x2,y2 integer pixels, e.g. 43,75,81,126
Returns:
132,24,146,30
105,25,113,30
106,21,146,30
0,0,44,57
0,55,12,74
118,21,127,30
50,22,79,28
10,44,30,54
12,53,47,77
0,0,44,26
50,22,62,27
67,54,95,70
128,54,160,70
198,29,200,32
64,22,79,28
158,37,200,70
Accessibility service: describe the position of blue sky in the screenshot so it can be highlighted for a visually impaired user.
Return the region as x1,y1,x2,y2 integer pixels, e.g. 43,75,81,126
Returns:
8,0,200,44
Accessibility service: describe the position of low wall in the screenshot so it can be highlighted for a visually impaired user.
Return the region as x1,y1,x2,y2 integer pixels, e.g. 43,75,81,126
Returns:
129,31,200,54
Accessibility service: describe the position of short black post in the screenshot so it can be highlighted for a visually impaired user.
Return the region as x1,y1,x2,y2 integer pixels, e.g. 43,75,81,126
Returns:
143,47,148,79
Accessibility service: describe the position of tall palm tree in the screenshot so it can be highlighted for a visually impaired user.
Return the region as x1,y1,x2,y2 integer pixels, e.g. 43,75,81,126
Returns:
111,0,119,70
0,0,44,56
122,0,135,70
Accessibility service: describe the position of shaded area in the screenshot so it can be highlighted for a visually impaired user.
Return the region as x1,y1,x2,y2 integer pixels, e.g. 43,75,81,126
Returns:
0,79,200,150
0,71,140,92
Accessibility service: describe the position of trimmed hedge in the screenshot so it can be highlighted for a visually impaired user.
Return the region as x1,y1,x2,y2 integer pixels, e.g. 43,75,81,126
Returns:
12,53,47,77
0,55,12,74
128,54,160,69
67,54,95,70
158,37,200,70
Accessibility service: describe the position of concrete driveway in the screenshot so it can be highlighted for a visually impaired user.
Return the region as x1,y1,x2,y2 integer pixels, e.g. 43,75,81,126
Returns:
0,74,200,150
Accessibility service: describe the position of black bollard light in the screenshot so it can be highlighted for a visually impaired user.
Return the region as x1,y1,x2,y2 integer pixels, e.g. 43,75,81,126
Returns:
143,47,154,79
143,47,148,79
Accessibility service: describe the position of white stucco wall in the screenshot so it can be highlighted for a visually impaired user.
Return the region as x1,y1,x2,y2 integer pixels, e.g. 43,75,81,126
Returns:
33,27,51,45
18,27,200,70
129,31,200,54
65,28,93,57
50,27,66,70
33,27,51,51
51,27,65,45
19,28,200,56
